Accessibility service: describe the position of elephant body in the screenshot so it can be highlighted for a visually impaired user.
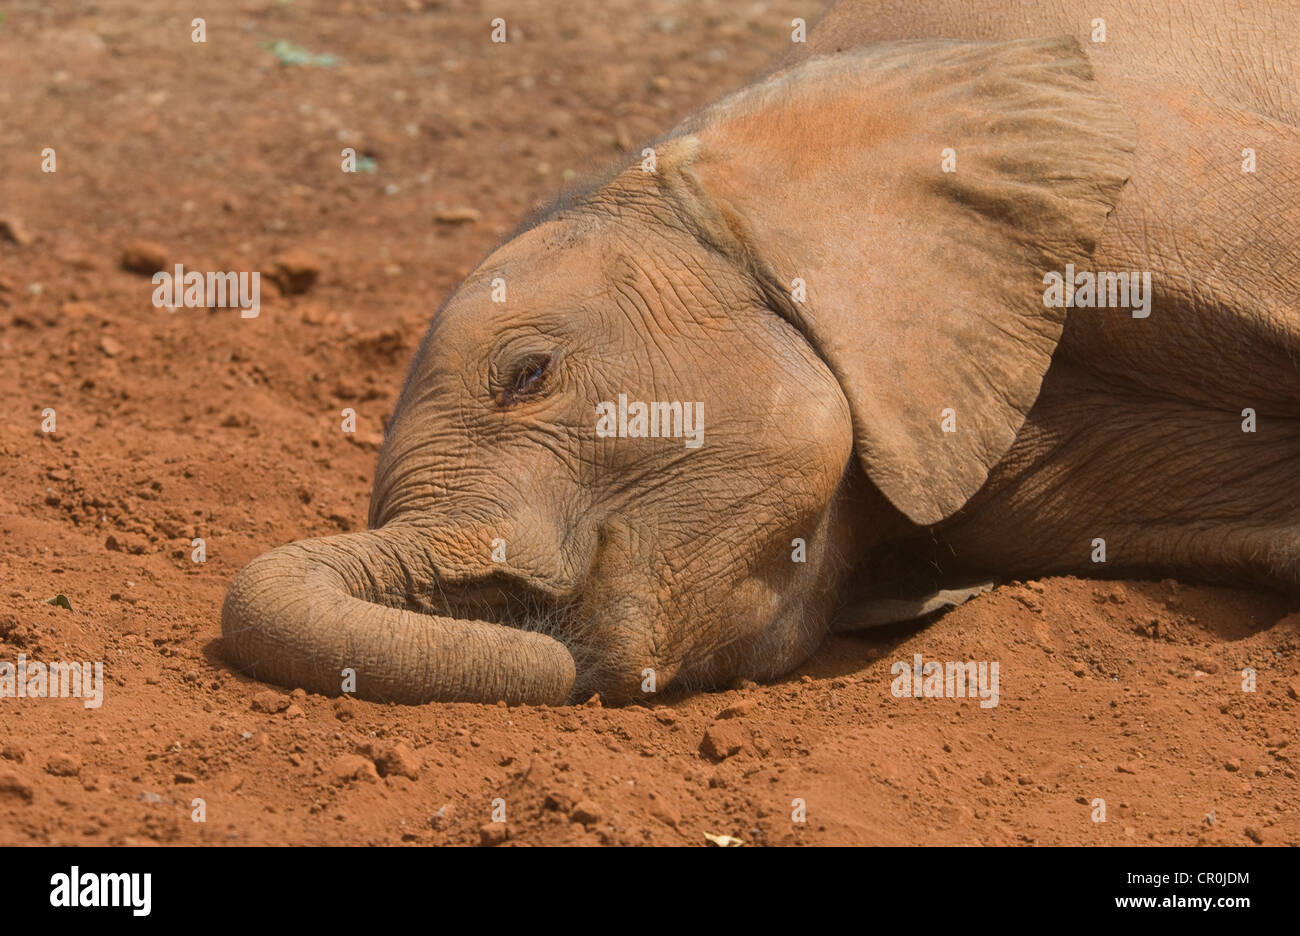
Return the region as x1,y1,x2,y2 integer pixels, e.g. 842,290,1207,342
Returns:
222,1,1299,704
802,1,1300,591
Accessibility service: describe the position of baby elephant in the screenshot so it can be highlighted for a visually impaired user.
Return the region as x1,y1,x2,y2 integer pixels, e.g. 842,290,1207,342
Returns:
223,1,1300,705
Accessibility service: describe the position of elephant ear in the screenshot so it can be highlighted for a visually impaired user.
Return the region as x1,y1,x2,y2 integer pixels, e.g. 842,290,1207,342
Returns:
659,37,1134,525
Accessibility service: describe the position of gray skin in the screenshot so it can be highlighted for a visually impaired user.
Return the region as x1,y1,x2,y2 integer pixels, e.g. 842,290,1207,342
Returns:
222,1,1299,706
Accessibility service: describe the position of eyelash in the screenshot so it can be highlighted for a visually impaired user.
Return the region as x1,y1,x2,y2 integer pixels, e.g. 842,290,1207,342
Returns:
500,352,557,407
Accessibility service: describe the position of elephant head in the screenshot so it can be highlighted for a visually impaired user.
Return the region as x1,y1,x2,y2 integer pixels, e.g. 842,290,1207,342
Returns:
222,37,1133,705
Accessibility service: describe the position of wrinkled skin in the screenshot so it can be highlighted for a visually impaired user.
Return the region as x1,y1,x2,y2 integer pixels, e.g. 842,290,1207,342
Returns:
222,1,1299,705
222,182,870,704
801,0,1300,582
367,206,865,701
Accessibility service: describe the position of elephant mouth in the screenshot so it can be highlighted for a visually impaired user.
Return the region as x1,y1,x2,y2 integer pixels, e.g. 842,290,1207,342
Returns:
420,578,601,697
410,576,575,645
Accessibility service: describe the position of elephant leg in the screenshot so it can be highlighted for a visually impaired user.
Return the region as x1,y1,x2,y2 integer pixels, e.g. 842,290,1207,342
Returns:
933,362,1300,593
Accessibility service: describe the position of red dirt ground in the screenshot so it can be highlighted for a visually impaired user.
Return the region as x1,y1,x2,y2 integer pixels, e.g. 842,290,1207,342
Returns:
1,1,1296,846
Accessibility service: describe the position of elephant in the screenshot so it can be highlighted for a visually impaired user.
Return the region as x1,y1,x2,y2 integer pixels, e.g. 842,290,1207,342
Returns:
222,0,1300,706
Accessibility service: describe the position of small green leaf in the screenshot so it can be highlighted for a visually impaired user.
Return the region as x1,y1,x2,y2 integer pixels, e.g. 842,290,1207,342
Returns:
44,593,73,611
264,39,339,68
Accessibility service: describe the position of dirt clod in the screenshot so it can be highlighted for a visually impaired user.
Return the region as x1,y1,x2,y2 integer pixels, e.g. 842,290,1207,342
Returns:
366,741,421,780
45,754,82,778
715,699,757,720
270,249,322,295
333,696,357,720
251,690,292,714
0,773,34,802
700,723,745,762
120,240,168,275
0,216,32,246
544,789,577,812
329,755,380,786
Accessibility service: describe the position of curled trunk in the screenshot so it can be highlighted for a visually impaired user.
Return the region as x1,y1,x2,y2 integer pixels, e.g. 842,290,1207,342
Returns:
221,528,575,705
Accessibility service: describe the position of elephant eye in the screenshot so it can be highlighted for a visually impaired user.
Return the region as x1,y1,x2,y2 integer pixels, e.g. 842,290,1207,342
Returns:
499,350,557,407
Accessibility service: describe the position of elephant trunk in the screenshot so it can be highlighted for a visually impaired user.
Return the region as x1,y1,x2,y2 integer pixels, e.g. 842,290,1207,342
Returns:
220,527,576,705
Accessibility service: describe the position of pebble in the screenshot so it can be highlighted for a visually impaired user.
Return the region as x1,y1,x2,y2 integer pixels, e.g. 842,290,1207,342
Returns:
570,801,602,825
434,207,481,225
479,823,508,845
120,240,168,275
0,216,32,246
62,301,100,321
